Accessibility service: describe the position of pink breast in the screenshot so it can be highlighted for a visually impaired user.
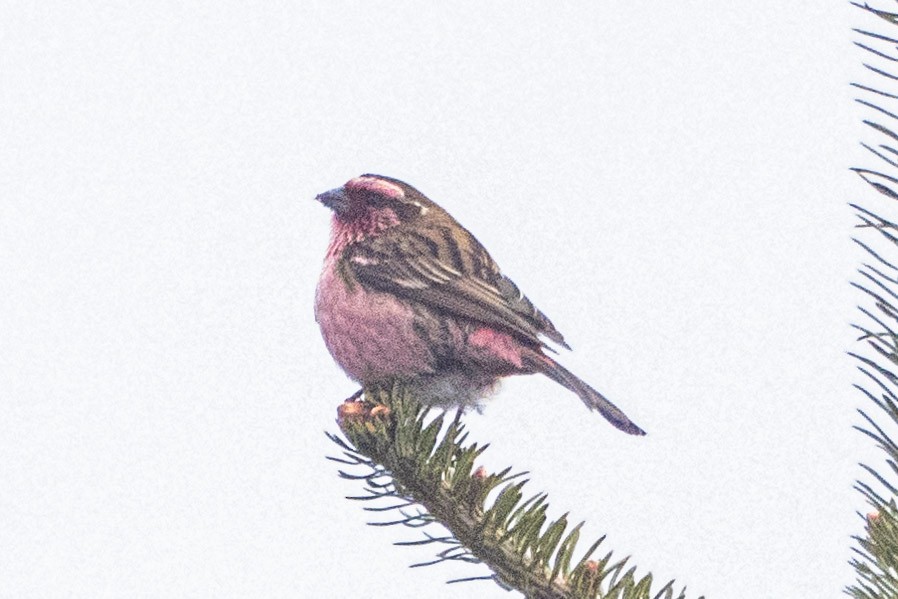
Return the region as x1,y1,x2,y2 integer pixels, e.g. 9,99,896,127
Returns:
315,261,435,382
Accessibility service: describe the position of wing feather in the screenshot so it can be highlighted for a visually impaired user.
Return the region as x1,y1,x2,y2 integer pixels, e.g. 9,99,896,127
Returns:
346,225,570,350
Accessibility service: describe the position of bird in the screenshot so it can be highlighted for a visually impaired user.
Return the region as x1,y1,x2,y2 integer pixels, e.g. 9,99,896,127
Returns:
314,174,645,436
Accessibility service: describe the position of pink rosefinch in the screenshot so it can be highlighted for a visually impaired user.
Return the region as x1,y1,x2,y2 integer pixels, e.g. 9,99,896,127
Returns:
315,175,645,435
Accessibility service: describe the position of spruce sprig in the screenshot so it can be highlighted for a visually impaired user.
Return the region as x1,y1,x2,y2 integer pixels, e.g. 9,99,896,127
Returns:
327,383,696,599
849,3,898,596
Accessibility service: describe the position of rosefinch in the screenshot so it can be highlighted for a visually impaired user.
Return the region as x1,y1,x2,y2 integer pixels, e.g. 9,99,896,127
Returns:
315,175,645,435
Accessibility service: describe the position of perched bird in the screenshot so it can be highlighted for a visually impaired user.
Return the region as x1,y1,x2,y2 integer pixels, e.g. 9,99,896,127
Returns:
314,174,645,435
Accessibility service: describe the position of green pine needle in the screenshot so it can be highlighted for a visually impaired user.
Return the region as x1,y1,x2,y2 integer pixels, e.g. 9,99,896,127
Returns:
850,3,898,596
327,382,696,599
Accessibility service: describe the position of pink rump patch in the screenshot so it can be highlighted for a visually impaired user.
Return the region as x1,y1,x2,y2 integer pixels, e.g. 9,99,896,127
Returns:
468,327,524,369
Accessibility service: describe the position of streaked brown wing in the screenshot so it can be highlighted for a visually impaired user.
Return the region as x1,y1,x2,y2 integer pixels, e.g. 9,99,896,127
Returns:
346,225,570,350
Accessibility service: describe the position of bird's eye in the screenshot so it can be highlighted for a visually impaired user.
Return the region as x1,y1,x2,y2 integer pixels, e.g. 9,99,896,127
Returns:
357,187,422,220
364,191,390,207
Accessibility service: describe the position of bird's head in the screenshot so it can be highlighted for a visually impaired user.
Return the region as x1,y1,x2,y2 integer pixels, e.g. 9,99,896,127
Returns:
316,174,436,229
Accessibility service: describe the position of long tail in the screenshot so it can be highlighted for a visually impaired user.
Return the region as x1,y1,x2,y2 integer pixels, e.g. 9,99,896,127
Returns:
524,353,646,436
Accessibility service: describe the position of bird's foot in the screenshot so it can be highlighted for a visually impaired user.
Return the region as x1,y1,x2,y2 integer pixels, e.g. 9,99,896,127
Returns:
343,388,364,403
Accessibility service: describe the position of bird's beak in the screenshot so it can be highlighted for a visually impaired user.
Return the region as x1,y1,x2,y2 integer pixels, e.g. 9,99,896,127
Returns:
315,187,350,214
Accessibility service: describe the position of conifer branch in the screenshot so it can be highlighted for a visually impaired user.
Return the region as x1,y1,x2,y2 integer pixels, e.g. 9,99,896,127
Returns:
327,383,697,599
851,3,898,596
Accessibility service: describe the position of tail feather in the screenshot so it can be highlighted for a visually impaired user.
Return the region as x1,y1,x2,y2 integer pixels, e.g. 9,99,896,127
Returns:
526,354,646,436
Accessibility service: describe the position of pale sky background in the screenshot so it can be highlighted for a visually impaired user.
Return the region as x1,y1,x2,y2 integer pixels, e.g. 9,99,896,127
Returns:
0,2,882,598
